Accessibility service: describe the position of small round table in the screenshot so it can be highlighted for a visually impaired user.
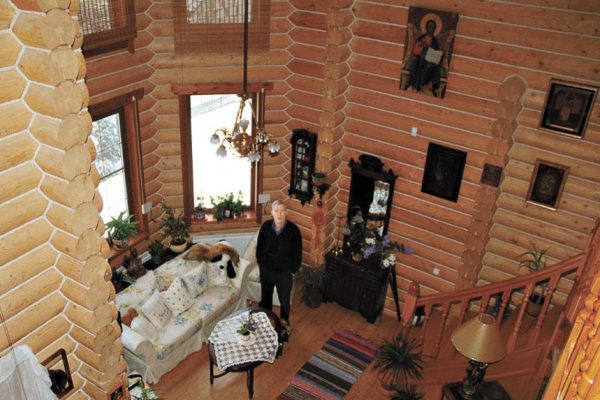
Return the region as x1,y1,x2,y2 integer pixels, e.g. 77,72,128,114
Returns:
208,308,284,399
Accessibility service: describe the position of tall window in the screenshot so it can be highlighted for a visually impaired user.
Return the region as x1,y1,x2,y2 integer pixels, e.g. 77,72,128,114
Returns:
178,83,272,224
190,94,252,208
78,0,137,56
89,89,147,241
91,113,129,224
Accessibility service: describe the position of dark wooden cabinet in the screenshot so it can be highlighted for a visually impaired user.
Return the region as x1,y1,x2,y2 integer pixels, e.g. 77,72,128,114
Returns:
323,251,391,323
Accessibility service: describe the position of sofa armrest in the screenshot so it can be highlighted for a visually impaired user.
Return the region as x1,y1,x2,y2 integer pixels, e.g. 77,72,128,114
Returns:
231,257,252,292
121,325,155,360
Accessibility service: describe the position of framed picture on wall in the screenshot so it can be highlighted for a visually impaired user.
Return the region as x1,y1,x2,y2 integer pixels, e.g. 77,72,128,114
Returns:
539,80,598,139
421,143,467,202
526,160,569,210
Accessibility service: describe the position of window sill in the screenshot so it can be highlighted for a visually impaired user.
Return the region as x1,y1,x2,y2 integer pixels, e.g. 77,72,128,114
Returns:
190,211,260,234
108,231,149,268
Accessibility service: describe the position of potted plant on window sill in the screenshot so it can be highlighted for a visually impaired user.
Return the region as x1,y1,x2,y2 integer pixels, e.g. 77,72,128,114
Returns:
159,203,189,253
148,239,164,267
106,211,139,249
519,244,550,317
210,191,246,222
193,194,206,221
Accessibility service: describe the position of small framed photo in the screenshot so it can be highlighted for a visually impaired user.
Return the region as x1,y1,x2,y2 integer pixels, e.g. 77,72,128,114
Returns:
539,80,598,139
421,142,467,202
481,163,502,187
526,160,569,210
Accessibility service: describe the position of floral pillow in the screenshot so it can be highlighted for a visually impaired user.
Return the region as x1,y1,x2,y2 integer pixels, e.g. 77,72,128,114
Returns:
115,270,156,314
182,264,208,297
130,314,158,341
161,277,194,316
140,291,172,329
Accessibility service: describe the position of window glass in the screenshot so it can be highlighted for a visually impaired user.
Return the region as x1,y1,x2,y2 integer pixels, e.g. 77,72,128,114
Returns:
91,113,129,224
190,94,251,209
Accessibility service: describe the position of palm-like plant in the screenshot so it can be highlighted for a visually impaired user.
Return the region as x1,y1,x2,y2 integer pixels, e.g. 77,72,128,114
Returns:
519,244,550,297
106,211,139,248
373,333,423,391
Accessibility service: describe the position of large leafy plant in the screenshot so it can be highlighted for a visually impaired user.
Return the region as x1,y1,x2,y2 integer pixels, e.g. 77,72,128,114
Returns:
160,203,189,245
106,212,139,247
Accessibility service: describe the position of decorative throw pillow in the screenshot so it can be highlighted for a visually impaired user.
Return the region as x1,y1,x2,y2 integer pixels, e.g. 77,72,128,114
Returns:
115,270,156,314
130,314,158,341
155,272,176,292
182,264,208,297
140,291,171,329
161,277,194,315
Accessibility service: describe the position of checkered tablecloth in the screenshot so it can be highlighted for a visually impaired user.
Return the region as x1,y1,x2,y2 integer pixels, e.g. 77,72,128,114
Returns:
208,311,279,370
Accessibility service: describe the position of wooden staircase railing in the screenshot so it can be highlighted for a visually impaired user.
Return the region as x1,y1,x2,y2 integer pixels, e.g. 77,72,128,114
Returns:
402,253,587,359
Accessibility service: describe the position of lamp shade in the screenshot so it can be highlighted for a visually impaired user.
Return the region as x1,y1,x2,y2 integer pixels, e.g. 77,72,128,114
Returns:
451,313,506,364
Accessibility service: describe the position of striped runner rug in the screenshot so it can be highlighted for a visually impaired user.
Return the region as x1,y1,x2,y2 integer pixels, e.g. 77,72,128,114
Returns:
277,330,377,400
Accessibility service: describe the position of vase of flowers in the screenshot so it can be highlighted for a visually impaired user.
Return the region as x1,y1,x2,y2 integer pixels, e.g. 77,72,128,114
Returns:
362,227,412,268
237,313,258,342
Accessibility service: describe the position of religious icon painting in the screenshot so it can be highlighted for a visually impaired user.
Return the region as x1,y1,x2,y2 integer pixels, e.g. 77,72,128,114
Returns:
421,143,467,202
539,79,598,139
399,7,459,98
526,160,569,211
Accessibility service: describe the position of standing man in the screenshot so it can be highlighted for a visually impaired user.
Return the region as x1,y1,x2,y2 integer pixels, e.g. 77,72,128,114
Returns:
256,199,302,336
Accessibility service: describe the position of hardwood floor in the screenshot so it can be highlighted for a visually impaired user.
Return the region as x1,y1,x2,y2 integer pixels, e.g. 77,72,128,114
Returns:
150,291,545,399
151,292,400,400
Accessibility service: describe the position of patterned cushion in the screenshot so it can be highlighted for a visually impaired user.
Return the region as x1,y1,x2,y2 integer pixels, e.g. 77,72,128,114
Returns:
182,264,208,297
130,314,158,341
140,291,172,329
155,272,176,292
161,277,194,316
115,270,156,314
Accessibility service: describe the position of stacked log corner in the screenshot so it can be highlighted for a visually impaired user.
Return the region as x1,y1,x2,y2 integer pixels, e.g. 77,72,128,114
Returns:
0,0,126,398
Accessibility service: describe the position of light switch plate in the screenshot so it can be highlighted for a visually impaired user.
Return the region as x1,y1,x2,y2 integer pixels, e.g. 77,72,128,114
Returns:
142,201,153,214
411,127,418,137
258,193,270,204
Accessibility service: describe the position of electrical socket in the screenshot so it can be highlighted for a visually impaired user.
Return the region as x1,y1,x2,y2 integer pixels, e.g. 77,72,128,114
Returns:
142,201,153,214
432,267,440,276
411,127,418,137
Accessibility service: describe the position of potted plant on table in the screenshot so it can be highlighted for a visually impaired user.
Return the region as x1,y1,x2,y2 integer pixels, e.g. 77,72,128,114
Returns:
519,244,550,317
159,203,189,253
296,265,326,308
373,332,423,397
106,211,139,249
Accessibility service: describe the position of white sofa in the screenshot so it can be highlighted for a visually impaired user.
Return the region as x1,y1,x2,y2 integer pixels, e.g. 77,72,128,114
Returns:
116,246,251,384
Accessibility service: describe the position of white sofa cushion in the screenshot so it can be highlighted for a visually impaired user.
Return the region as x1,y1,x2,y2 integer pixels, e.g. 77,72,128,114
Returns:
141,291,172,329
161,277,194,316
182,264,208,297
131,314,158,341
115,270,156,314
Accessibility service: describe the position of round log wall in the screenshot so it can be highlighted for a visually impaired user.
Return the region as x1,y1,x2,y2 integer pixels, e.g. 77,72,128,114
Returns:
0,0,126,398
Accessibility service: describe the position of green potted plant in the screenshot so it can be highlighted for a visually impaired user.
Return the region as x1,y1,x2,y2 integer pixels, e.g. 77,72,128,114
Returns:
194,194,206,220
210,191,246,222
373,333,423,395
148,239,164,266
160,203,189,253
519,244,550,317
296,265,326,308
106,211,139,249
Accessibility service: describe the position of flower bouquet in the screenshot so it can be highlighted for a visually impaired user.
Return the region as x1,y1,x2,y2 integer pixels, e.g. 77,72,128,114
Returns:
362,228,412,269
237,313,258,337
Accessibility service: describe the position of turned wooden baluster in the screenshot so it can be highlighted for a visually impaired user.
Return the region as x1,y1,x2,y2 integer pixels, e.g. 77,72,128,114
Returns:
529,275,560,346
507,283,534,352
402,281,419,328
480,293,490,315
432,302,450,358
496,289,511,325
420,304,433,355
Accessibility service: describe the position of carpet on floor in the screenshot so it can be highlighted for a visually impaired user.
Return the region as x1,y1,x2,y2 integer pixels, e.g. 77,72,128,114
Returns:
277,330,377,400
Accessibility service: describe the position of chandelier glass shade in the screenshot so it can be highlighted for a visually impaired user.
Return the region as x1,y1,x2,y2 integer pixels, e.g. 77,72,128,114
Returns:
209,0,279,163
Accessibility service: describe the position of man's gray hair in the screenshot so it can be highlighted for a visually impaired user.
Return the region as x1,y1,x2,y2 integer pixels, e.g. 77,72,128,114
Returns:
272,199,287,209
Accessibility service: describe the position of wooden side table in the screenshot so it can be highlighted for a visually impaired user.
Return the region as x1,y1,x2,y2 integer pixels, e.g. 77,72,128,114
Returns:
442,381,511,400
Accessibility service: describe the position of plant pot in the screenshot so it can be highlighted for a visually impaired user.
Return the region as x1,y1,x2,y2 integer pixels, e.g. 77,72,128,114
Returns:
526,293,545,317
112,238,129,249
169,242,187,253
303,285,322,308
151,255,162,265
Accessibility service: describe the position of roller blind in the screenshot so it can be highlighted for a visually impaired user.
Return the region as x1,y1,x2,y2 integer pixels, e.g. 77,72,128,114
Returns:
172,0,271,54
78,0,137,55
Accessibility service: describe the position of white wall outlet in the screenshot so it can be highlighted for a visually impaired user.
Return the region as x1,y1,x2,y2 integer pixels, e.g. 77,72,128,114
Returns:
258,193,270,204
142,201,153,214
432,267,440,276
411,127,418,137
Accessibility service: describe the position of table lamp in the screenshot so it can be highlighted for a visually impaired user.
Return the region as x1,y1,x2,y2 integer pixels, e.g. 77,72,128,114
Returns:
451,313,506,399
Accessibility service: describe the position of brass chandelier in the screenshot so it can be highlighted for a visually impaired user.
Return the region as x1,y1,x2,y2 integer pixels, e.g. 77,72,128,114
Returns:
210,0,280,163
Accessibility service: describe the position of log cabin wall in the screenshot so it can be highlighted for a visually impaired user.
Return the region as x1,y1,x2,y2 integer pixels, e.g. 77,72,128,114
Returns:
0,0,126,398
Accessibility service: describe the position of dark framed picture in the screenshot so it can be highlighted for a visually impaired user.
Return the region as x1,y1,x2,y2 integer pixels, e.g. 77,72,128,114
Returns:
421,143,467,202
481,163,502,187
399,7,459,98
526,160,569,210
539,80,598,139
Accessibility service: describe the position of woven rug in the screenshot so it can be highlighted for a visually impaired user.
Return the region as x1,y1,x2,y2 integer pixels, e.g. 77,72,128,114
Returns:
277,330,377,400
